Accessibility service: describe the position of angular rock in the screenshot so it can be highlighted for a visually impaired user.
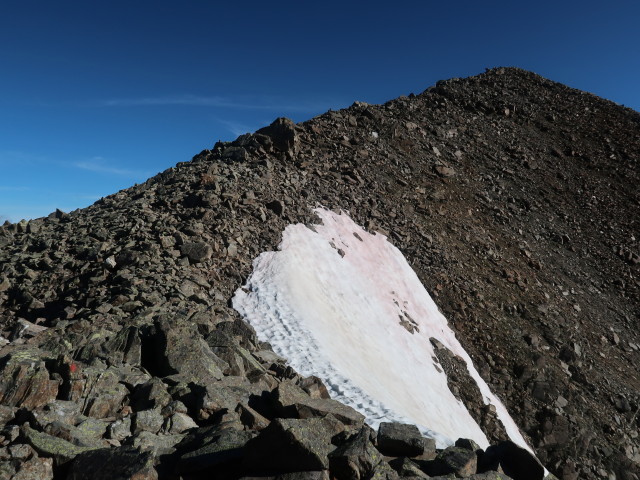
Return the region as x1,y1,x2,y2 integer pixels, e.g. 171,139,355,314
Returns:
43,418,108,448
256,117,299,158
30,400,86,430
298,376,331,400
274,382,364,426
131,431,185,456
0,349,59,409
0,404,17,424
376,422,426,457
66,446,157,480
21,425,97,466
423,446,478,477
178,427,254,474
166,412,198,434
9,454,54,480
103,326,142,366
148,318,225,385
368,460,400,479
237,402,270,431
107,416,132,442
65,366,129,418
196,377,257,420
478,441,544,480
180,241,212,263
329,427,389,480
133,409,164,435
244,417,338,474
388,457,429,478
131,378,172,411
455,438,482,452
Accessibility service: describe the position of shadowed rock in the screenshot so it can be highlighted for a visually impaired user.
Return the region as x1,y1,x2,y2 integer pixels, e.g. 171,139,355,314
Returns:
66,446,157,480
243,417,338,474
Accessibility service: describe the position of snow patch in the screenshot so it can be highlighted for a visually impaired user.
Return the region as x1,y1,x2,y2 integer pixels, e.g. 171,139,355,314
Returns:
233,208,533,452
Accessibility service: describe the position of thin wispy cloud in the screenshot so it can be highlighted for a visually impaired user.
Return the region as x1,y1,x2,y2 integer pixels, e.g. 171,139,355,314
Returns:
214,118,256,137
73,157,150,178
0,150,50,166
96,94,338,113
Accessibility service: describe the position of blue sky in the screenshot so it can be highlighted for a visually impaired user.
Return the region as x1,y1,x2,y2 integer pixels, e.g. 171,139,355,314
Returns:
1,1,638,222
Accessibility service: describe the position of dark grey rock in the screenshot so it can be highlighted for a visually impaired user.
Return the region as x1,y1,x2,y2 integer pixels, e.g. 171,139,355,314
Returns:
376,422,426,457
131,431,185,456
455,438,482,452
274,382,365,426
478,441,544,480
180,241,212,263
256,117,299,158
423,446,477,477
244,417,338,474
166,412,198,434
21,425,97,467
178,427,254,474
150,318,225,385
388,457,429,478
107,417,132,442
65,446,157,480
133,409,164,435
329,427,390,480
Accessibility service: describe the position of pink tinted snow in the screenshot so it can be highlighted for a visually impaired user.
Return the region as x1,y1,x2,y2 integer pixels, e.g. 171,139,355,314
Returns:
233,208,533,452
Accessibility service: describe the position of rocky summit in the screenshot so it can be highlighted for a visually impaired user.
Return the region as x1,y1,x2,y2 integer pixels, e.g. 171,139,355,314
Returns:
0,67,638,480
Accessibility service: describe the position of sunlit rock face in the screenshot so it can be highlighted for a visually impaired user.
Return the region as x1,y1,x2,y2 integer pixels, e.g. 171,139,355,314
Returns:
233,208,531,451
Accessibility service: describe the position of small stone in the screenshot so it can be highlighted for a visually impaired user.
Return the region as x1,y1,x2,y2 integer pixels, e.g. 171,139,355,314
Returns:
134,409,164,435
167,412,198,434
180,241,213,263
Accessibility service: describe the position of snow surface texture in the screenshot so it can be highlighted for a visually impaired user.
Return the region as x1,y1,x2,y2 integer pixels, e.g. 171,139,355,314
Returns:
233,208,532,452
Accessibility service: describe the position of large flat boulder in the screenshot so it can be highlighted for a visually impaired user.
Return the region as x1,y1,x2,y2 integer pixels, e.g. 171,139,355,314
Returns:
243,417,338,474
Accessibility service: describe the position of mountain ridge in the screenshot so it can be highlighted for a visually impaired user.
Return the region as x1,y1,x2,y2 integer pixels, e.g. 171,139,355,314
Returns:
0,67,638,479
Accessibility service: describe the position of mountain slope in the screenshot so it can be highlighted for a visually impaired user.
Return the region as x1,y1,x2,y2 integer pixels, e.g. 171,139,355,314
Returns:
0,67,638,479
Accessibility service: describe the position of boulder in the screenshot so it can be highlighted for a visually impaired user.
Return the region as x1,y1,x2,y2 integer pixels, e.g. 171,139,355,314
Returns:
166,412,198,434
376,422,427,457
478,441,544,480
131,431,186,456
65,365,129,418
180,241,212,263
147,318,225,384
243,417,338,474
329,427,390,479
43,418,109,448
256,117,299,158
133,409,164,435
21,425,97,466
388,457,429,478
274,382,364,426
177,427,254,474
423,446,478,477
8,454,54,480
65,446,157,480
0,349,59,409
